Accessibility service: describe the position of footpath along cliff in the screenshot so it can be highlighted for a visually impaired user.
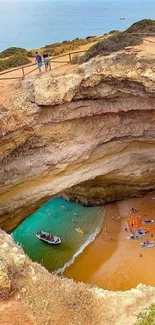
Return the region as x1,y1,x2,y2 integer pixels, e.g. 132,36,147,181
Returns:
0,49,155,231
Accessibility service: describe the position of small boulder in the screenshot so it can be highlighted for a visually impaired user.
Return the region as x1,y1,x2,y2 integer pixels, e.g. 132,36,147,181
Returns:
0,260,11,292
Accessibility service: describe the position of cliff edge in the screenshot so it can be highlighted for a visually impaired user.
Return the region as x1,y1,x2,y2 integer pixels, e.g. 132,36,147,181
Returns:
0,48,155,230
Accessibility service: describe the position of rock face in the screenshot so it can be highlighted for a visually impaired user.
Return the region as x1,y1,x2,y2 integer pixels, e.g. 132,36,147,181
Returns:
0,259,11,293
0,51,155,230
1,229,155,325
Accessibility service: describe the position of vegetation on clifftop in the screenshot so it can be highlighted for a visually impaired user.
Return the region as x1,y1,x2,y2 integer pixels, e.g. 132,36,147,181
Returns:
40,36,99,57
135,305,155,325
0,53,30,72
0,47,26,59
126,19,155,34
1,19,155,70
79,19,155,63
79,32,142,63
0,36,100,71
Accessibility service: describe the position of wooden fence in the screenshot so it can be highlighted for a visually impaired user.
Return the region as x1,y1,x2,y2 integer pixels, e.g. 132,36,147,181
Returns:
0,50,86,81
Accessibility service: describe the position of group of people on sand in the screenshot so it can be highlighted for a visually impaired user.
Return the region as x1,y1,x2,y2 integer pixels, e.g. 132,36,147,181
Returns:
112,215,122,222
102,228,112,241
35,51,51,73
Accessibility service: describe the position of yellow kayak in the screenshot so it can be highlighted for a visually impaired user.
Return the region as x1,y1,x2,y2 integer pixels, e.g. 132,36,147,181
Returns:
75,228,84,234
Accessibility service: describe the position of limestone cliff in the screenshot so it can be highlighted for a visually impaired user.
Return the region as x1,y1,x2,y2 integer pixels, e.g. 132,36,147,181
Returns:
1,229,155,325
0,51,155,230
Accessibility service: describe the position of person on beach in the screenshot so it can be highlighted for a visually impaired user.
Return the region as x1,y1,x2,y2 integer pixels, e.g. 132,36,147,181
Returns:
43,52,51,71
104,228,107,234
151,233,154,238
131,207,137,213
112,216,115,221
125,226,128,232
140,253,143,257
35,52,42,73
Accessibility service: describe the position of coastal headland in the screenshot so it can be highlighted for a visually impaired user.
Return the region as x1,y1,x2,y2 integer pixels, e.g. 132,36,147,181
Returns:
1,25,155,230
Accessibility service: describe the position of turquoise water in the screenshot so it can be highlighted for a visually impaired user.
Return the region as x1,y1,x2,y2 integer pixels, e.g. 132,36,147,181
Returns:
0,0,155,51
12,198,104,272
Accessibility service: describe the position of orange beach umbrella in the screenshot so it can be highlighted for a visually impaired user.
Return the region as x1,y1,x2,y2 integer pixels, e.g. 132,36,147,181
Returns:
126,218,142,228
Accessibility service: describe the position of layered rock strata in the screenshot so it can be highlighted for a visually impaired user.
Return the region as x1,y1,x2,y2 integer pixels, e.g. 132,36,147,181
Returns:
0,52,155,230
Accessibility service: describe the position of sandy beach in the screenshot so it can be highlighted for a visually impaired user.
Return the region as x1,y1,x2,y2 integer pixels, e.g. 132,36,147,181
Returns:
64,192,155,291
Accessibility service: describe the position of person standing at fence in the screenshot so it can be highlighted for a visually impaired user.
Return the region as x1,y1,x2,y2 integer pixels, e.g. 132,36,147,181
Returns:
35,52,42,73
43,52,51,71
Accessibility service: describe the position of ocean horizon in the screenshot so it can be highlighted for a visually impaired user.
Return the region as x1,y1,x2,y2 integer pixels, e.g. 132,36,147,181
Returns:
0,0,154,51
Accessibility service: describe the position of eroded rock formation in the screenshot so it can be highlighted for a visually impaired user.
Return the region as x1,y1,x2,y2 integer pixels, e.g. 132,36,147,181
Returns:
0,51,155,230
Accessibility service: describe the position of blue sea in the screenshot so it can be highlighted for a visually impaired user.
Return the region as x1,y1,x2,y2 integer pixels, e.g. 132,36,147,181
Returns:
0,0,154,51
12,198,104,272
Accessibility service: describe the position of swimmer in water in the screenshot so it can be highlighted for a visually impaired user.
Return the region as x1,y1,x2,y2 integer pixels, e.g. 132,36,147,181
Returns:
61,205,66,209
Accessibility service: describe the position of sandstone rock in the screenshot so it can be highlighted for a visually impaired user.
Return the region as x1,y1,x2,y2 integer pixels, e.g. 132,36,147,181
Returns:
0,260,11,292
0,52,155,230
21,287,27,293
13,253,26,267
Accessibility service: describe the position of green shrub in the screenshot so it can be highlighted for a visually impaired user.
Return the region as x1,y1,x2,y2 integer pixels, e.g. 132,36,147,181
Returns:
0,53,30,72
79,32,142,63
7,53,30,67
86,36,96,39
0,47,26,58
126,19,155,34
135,305,155,325
108,30,120,34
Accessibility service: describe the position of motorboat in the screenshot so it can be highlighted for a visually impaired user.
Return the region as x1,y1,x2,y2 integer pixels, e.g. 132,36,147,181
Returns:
140,241,155,248
36,231,61,245
120,17,125,20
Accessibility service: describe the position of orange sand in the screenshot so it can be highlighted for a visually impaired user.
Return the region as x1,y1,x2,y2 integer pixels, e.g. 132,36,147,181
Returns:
64,192,155,291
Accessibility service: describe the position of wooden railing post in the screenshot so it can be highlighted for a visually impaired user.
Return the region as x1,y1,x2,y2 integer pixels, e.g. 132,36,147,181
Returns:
22,67,25,80
69,53,72,62
49,59,52,70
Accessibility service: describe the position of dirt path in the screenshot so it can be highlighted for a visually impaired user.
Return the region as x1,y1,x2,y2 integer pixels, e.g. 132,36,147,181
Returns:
1,36,155,108
136,36,155,55
0,42,96,86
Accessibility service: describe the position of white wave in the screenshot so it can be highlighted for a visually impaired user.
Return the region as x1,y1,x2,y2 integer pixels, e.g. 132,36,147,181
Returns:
56,226,101,275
